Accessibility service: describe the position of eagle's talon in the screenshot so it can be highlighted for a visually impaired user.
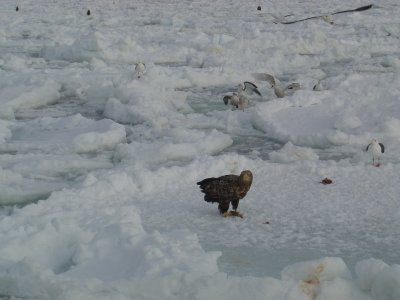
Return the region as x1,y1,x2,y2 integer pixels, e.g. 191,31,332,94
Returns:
228,210,243,218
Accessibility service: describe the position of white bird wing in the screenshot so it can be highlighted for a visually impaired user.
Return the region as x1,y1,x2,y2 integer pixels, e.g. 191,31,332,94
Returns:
252,73,276,87
243,81,262,96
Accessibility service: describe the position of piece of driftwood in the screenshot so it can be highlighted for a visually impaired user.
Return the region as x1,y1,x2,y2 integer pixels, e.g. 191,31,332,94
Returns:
278,4,373,25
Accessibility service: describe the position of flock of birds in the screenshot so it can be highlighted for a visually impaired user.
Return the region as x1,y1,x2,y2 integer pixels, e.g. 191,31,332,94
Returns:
131,63,385,218
15,4,384,219
199,71,384,218
222,73,301,111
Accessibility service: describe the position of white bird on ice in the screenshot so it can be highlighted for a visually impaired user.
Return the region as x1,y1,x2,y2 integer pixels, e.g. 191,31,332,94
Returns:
366,139,385,167
321,15,334,24
223,81,261,110
135,62,146,78
252,73,300,98
313,80,325,91
223,93,248,110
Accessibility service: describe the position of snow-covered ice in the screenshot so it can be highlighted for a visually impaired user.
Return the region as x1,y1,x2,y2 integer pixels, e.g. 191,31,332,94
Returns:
1,0,400,299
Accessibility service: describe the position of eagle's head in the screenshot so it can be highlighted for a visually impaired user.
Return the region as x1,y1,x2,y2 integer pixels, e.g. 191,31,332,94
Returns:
239,170,253,185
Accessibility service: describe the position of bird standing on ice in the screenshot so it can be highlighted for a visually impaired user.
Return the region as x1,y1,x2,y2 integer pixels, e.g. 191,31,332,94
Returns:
135,62,146,78
366,139,385,167
197,170,253,218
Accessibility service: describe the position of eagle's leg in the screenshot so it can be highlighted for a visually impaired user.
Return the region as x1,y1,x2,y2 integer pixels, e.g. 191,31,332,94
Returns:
224,199,243,218
218,201,230,217
231,199,239,212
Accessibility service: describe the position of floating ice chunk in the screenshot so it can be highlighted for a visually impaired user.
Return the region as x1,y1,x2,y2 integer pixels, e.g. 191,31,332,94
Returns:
355,258,388,292
334,113,362,131
381,56,400,68
380,117,400,138
282,257,352,282
104,83,190,125
0,106,14,120
0,259,52,299
243,23,261,39
73,121,126,153
0,120,12,142
282,257,357,300
269,142,319,163
370,264,400,300
0,54,27,71
211,33,235,45
115,128,232,166
7,114,126,154
0,79,61,120
41,32,100,62
0,180,62,205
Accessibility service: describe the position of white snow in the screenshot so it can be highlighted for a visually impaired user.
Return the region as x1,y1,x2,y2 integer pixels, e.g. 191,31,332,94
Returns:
0,0,400,299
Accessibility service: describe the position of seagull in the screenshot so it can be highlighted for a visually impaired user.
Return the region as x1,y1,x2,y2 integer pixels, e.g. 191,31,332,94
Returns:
321,15,334,24
223,93,248,110
222,82,261,111
366,139,385,167
238,81,262,97
223,93,240,109
252,73,300,98
135,62,146,78
313,80,324,91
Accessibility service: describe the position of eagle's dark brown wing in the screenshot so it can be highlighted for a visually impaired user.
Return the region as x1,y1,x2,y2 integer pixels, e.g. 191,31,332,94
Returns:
197,175,240,213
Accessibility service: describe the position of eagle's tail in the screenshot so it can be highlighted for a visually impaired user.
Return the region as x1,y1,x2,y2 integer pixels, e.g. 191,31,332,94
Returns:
197,177,215,186
197,178,219,203
204,194,218,203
